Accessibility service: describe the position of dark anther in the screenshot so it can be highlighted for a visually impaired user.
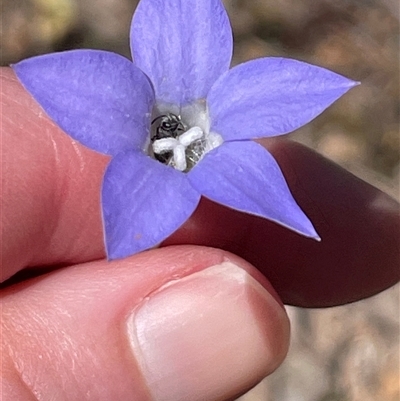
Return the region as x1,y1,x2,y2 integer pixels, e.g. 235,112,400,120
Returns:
151,113,186,141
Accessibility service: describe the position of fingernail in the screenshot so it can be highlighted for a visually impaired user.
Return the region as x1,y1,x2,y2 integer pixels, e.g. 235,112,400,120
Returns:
126,261,289,401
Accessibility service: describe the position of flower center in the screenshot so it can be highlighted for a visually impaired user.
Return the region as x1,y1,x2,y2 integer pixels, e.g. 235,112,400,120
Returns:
149,109,222,172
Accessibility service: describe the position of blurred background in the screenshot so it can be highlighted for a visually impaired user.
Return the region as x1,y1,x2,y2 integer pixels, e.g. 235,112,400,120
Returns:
1,0,399,399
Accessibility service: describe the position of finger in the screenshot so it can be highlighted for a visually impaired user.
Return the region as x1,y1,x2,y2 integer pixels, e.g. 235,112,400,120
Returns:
1,67,108,280
1,246,289,401
2,67,399,307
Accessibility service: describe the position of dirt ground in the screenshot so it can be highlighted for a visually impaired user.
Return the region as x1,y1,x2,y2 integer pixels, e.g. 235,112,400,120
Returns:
2,0,399,400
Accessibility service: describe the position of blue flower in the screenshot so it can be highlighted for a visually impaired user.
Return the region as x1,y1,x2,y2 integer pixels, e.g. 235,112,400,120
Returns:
13,0,358,259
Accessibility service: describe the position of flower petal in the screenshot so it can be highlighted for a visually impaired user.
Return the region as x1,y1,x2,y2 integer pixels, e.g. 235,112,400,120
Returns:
207,58,358,141
13,50,154,156
102,151,201,259
130,0,232,105
188,141,319,238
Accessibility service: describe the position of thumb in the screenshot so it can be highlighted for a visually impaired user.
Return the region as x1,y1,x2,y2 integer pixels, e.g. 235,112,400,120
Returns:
1,246,289,401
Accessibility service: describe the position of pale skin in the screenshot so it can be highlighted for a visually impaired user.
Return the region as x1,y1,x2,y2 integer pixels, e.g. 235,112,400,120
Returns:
1,67,399,400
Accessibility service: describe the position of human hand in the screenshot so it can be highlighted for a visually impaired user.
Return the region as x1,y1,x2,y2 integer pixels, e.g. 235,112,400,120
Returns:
1,67,399,400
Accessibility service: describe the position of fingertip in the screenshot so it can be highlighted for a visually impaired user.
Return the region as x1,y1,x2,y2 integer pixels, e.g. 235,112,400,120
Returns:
127,259,289,401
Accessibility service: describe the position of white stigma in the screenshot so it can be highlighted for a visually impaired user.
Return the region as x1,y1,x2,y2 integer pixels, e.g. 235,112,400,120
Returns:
151,100,224,172
152,126,206,171
178,126,203,146
172,145,186,170
152,137,179,154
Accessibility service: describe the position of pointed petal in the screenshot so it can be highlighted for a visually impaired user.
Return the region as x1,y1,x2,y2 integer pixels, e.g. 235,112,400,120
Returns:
102,151,201,259
188,141,319,238
13,50,155,155
207,58,358,141
131,0,232,105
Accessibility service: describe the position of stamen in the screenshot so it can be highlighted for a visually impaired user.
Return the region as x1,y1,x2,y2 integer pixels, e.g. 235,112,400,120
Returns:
186,138,206,167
